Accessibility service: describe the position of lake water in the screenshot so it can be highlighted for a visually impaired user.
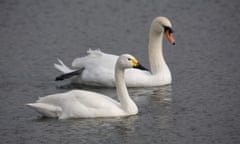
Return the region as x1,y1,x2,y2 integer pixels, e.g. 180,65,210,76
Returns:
0,0,240,144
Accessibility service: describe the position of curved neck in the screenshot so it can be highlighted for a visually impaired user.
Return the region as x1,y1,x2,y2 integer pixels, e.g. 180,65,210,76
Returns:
148,28,167,74
115,64,138,114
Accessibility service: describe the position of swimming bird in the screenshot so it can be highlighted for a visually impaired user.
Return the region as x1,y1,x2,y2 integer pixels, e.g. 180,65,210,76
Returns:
26,54,147,119
54,16,175,87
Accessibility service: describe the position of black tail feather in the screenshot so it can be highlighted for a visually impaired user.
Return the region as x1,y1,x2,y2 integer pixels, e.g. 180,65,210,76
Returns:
55,68,85,81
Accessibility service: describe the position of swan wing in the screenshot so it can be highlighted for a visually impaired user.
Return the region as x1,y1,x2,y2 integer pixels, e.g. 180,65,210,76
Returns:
70,49,119,86
26,103,62,118
124,68,171,87
70,49,154,86
27,90,123,118
125,69,153,87
72,49,118,69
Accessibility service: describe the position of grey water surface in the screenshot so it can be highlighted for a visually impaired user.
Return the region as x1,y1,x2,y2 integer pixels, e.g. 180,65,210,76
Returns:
0,0,240,144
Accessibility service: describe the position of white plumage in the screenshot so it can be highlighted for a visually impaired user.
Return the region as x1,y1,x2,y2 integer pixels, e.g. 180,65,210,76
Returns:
27,54,146,119
54,16,175,87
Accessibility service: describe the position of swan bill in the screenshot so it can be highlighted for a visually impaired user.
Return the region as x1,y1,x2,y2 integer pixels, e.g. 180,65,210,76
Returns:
133,62,149,71
134,63,149,71
165,30,176,45
131,59,149,71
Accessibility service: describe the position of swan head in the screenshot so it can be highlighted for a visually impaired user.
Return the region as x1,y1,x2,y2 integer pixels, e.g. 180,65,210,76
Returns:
152,16,175,45
117,54,149,71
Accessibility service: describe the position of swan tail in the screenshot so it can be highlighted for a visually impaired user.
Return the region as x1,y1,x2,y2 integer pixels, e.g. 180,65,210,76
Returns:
55,67,85,81
26,103,62,118
54,58,74,74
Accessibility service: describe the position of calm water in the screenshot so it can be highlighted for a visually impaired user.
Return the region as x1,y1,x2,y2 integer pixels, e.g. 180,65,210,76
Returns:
0,0,240,144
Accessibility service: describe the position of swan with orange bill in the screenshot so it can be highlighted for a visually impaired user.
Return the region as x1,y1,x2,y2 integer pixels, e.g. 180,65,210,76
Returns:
54,16,176,87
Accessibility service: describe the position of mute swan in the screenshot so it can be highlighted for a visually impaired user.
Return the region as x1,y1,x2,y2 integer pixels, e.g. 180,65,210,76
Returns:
26,54,147,119
54,16,175,87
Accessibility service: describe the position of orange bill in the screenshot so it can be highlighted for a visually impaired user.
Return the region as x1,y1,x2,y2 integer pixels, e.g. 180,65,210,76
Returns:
165,31,176,45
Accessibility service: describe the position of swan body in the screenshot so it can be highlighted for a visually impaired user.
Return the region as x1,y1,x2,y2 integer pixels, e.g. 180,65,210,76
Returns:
54,16,175,87
27,54,146,119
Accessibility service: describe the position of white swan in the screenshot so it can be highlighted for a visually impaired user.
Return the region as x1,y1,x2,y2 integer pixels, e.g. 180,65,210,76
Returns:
54,16,175,87
26,54,147,119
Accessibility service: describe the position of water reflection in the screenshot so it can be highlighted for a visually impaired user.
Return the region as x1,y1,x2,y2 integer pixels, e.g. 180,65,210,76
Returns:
31,115,139,142
135,85,174,130
127,85,173,104
152,88,173,122
114,116,138,133
151,85,173,103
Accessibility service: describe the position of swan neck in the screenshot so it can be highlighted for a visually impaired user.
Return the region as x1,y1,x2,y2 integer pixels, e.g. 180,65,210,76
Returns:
115,65,138,114
148,29,167,74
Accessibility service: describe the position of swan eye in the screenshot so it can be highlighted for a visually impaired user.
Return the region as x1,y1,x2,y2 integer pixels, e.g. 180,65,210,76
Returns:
164,26,173,34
